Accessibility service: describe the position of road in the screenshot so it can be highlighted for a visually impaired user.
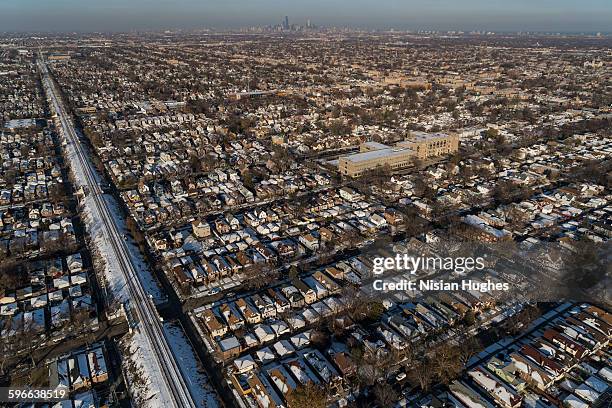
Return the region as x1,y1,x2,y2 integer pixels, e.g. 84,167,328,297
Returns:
38,56,197,408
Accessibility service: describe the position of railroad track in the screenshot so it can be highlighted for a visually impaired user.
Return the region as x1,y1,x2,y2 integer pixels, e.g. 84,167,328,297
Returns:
39,57,197,408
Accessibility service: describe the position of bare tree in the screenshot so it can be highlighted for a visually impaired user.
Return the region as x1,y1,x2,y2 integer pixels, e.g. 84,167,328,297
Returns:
243,261,278,290
502,206,530,230
285,382,327,408
407,358,433,392
429,343,462,385
457,337,482,367
560,237,609,300
373,383,399,407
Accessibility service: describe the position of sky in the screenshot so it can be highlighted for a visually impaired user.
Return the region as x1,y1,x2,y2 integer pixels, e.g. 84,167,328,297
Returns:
0,0,610,33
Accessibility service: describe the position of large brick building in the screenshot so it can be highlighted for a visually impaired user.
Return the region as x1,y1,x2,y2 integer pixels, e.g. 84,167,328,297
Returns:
338,132,459,177
402,131,460,160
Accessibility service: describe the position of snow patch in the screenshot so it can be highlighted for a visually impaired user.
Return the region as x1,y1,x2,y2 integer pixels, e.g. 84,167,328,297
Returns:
163,322,220,408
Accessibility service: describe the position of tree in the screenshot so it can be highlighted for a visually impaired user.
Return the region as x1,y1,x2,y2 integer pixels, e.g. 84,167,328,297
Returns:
243,261,278,290
242,170,255,190
373,383,399,407
84,127,103,148
271,145,294,172
493,133,513,156
457,337,482,367
0,266,22,294
340,229,363,249
431,199,459,225
327,119,351,136
413,177,436,201
69,308,97,346
48,182,66,203
126,216,145,245
200,154,216,171
310,329,330,350
505,304,543,335
407,358,433,392
560,236,608,300
462,310,476,326
483,127,499,141
361,300,385,323
502,206,530,231
356,351,395,388
402,207,429,237
429,343,462,385
188,153,200,174
459,165,475,185
288,265,299,281
572,159,612,188
338,286,360,315
345,294,385,324
492,180,519,205
285,383,327,408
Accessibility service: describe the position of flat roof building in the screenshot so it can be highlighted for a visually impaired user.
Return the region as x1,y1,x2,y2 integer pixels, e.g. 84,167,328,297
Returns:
339,146,414,177
398,131,460,160
338,132,459,177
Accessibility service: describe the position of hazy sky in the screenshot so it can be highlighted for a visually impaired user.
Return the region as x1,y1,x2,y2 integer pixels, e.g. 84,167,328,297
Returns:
1,0,610,33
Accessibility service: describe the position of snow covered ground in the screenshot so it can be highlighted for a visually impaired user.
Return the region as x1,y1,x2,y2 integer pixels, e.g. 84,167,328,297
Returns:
80,193,165,302
75,173,171,408
47,72,202,408
120,332,173,408
105,196,165,304
164,322,220,408
62,125,165,304
56,112,171,406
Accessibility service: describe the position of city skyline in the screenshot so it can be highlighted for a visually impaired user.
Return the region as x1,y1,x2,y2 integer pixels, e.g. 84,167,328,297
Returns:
1,0,611,33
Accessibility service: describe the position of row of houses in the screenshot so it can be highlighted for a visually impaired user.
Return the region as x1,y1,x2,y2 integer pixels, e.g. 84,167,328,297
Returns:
194,267,347,361
123,169,331,230
0,202,77,260
447,304,612,408
375,132,610,239
0,57,44,122
155,188,399,297
0,130,63,205
41,342,112,408
0,252,99,352
190,236,527,408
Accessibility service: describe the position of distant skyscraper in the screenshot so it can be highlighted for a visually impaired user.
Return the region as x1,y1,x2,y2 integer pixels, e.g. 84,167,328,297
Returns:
307,19,311,28
283,16,289,30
